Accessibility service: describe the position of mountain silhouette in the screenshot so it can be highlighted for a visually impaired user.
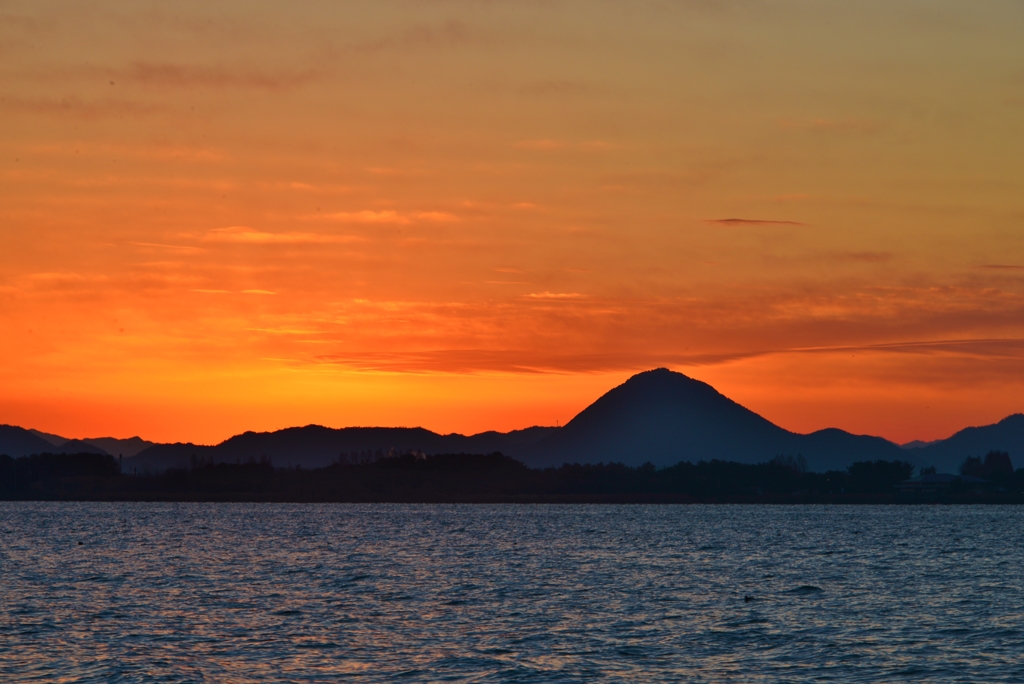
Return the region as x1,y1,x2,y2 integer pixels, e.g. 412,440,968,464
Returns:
29,429,154,457
14,369,1023,473
523,369,904,470
787,428,907,473
0,425,57,458
913,414,1024,474
0,425,109,457
524,368,793,467
126,425,557,473
28,428,70,446
76,436,153,458
125,369,906,473
900,439,939,450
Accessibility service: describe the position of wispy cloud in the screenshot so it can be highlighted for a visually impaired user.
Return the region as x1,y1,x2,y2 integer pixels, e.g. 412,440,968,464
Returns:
190,289,277,295
129,241,204,254
320,210,408,224
0,95,159,119
414,211,459,222
524,292,585,299
778,118,882,134
349,20,476,54
307,338,1024,375
258,181,360,193
519,79,594,97
27,272,108,284
317,210,458,224
514,139,620,151
787,338,1024,359
105,62,321,90
832,251,893,263
707,218,805,226
202,227,365,244
30,142,225,162
309,349,737,374
515,139,568,150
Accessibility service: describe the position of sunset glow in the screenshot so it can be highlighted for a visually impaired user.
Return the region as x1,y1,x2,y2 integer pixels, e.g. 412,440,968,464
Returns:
3,1,1023,444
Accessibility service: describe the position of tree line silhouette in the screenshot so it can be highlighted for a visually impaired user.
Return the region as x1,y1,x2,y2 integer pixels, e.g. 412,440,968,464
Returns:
1,450,1020,502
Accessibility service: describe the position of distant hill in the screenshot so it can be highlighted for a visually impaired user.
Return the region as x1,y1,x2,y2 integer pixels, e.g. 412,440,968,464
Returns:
794,428,907,473
29,429,154,458
14,369,1024,474
79,436,155,458
28,429,69,446
522,369,905,471
125,369,908,473
58,439,110,455
1,425,108,457
1,425,59,458
125,425,557,473
913,414,1024,474
901,439,939,450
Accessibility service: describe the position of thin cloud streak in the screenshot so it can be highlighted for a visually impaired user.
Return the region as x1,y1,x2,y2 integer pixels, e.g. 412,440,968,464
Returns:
110,62,322,90
831,251,893,263
316,210,458,224
129,242,204,253
523,292,585,299
707,218,806,226
514,139,620,151
202,227,366,244
312,350,756,374
309,338,1024,375
1,96,160,119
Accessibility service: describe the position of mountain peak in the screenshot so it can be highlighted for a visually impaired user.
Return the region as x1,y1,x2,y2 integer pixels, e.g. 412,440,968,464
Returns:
627,367,692,381
527,368,794,467
587,367,731,414
520,368,915,471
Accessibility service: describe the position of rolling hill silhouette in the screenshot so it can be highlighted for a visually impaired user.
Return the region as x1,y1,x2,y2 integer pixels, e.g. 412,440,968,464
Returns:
8,369,1022,473
123,369,905,473
0,425,109,458
78,436,155,458
913,414,1024,474
125,426,557,473
29,429,154,457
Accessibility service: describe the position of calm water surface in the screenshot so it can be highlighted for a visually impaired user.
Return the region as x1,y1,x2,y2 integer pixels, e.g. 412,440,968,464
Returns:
1,503,1023,682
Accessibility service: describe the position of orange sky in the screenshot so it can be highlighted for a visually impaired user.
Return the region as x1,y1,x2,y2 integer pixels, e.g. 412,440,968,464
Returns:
2,1,1023,445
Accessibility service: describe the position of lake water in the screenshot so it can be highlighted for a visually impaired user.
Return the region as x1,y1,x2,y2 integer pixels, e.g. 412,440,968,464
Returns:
1,503,1023,682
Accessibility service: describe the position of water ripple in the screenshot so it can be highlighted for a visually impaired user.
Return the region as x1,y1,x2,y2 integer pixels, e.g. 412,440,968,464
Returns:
1,503,1024,681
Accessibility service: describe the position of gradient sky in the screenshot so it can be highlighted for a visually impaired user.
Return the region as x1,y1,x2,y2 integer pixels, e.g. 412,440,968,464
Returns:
2,1,1023,445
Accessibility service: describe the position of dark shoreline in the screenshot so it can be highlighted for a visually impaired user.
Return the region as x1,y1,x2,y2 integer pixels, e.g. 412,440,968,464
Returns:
5,451,1023,505
5,495,1024,504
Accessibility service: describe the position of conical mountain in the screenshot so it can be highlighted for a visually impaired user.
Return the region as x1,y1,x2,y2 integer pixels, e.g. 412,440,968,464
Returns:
525,369,791,467
524,368,904,470
124,368,910,473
